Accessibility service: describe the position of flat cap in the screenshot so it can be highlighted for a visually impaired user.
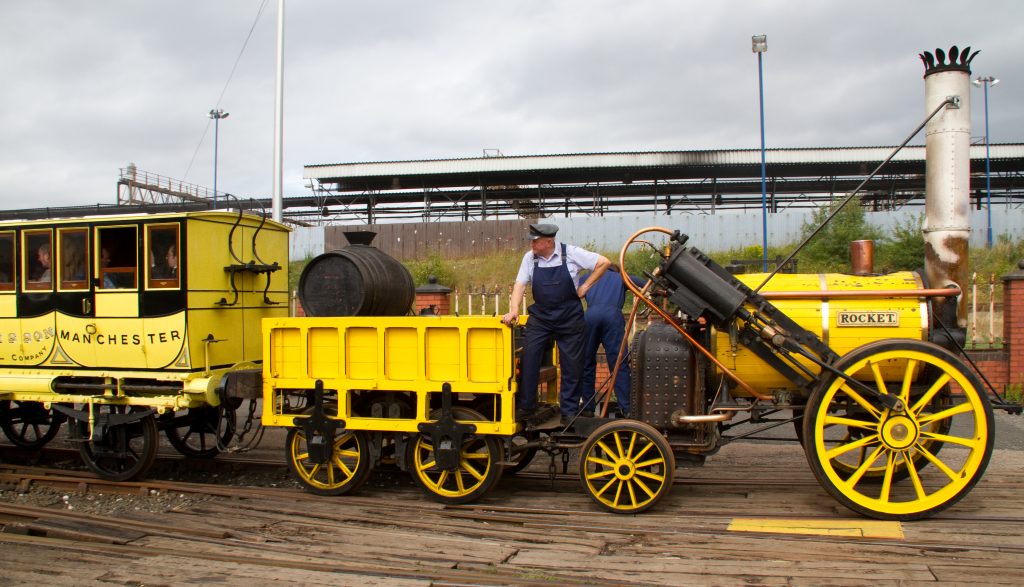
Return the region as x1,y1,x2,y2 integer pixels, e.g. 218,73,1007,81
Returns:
528,223,558,240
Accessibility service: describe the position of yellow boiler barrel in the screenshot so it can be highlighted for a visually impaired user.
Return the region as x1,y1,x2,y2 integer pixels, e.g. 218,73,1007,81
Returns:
713,271,929,396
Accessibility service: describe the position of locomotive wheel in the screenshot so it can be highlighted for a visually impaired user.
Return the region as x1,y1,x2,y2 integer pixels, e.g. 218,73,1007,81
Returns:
163,406,236,458
286,427,371,496
503,431,539,475
0,401,63,449
804,340,993,520
71,406,159,482
407,407,503,505
579,420,675,514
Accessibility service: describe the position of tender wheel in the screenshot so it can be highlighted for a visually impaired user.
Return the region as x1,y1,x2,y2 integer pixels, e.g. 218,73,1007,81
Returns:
503,431,538,475
803,339,994,520
0,401,64,449
408,407,503,504
286,427,371,496
70,406,159,481
579,419,675,514
163,406,236,458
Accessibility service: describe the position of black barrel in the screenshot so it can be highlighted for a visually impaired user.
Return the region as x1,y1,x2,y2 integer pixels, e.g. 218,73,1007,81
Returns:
298,245,414,317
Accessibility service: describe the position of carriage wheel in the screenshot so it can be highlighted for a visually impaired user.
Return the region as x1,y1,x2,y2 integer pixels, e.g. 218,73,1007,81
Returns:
503,431,539,475
286,427,371,496
71,406,159,481
408,407,503,504
580,420,675,514
164,406,236,458
0,401,63,449
804,340,993,520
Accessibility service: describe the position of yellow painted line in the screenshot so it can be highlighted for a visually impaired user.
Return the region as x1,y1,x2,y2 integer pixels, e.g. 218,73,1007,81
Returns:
728,518,904,539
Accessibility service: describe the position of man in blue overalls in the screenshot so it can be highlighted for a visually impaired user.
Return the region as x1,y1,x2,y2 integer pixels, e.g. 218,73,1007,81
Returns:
502,224,610,424
571,264,645,417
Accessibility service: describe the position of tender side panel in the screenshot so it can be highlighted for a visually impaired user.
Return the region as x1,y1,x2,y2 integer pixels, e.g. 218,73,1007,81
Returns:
262,316,517,435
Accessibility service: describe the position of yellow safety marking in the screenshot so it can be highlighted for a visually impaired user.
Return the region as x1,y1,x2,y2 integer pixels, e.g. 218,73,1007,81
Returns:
728,518,904,539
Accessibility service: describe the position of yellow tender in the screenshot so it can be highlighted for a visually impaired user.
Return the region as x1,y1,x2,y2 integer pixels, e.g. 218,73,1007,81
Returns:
262,315,520,436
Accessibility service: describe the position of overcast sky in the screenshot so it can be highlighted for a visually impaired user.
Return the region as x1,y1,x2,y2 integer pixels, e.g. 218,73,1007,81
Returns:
1,0,1020,209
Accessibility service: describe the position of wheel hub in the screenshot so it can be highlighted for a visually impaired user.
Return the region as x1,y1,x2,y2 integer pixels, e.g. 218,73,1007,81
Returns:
881,415,919,450
615,460,636,480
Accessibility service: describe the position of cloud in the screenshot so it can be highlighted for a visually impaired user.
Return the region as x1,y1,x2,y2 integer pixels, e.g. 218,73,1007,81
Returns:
0,0,1020,208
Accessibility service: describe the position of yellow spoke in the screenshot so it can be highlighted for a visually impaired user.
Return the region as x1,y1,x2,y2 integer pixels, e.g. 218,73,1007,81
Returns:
455,470,466,493
587,454,617,469
905,452,927,500
910,373,952,415
878,451,898,502
296,451,310,461
463,450,489,460
627,479,638,507
870,361,889,399
837,382,882,419
595,476,617,497
633,477,656,498
613,432,626,460
421,459,437,470
823,414,877,431
899,359,918,405
918,402,974,426
419,441,435,452
327,462,336,485
596,440,618,459
333,455,353,477
435,470,449,488
586,467,616,481
824,433,878,461
626,432,637,459
460,459,486,482
632,441,655,462
920,430,977,448
634,457,666,469
917,444,959,481
842,445,886,487
635,469,666,483
337,448,359,458
307,463,322,479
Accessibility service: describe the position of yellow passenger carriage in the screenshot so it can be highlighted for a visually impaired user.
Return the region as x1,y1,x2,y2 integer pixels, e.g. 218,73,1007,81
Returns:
0,210,288,479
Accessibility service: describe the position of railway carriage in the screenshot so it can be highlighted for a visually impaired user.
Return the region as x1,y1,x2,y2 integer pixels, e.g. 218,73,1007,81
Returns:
0,210,288,479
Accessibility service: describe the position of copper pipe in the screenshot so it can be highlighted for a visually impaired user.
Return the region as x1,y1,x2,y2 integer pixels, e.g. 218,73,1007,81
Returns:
672,410,736,425
758,287,960,299
618,227,770,401
849,240,874,276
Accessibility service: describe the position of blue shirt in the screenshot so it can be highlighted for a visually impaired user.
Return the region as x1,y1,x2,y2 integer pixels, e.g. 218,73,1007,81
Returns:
585,271,645,308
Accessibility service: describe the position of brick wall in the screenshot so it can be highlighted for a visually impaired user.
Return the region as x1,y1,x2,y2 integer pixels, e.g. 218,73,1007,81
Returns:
968,265,1024,393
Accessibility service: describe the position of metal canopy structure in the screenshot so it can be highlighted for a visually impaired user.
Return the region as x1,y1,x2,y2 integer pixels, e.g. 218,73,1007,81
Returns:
0,144,1021,224
302,144,1024,224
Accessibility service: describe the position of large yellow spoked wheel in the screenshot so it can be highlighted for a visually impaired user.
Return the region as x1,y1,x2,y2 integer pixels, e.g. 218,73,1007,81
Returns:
804,339,993,520
580,420,676,514
286,427,371,496
407,407,503,505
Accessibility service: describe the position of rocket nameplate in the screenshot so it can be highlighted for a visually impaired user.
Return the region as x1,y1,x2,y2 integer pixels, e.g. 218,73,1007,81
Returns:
836,311,900,327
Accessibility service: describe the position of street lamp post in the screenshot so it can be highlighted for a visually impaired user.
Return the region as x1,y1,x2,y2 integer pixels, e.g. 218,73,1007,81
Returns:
752,34,768,271
209,108,230,207
971,76,999,248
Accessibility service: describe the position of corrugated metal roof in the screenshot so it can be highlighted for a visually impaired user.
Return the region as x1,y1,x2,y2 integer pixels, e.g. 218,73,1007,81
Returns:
304,144,1024,181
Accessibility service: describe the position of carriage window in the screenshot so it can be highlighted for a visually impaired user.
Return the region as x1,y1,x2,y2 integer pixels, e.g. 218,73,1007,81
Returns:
0,232,14,291
59,229,89,291
147,225,179,289
23,230,52,291
97,226,137,290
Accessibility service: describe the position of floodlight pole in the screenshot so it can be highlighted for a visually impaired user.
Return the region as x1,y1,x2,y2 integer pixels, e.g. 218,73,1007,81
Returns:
753,34,768,271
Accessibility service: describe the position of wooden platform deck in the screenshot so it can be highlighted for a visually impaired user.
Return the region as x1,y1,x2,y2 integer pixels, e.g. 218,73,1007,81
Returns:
1,442,1022,586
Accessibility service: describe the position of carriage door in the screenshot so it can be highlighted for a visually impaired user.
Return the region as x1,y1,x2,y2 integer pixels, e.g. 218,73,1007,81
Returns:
56,228,91,317
92,225,146,368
